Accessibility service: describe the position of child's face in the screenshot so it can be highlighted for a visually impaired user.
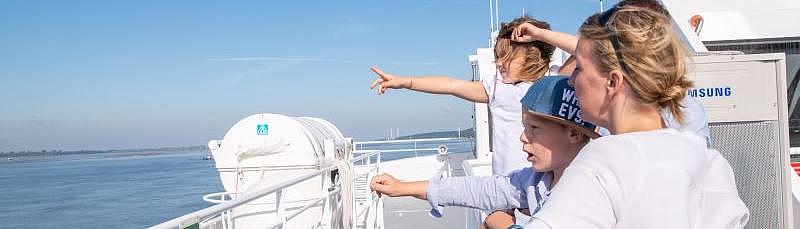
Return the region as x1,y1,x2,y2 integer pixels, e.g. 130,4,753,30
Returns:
519,110,581,173
496,51,526,84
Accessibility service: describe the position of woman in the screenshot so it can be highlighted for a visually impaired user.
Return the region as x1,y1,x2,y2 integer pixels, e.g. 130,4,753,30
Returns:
522,1,749,228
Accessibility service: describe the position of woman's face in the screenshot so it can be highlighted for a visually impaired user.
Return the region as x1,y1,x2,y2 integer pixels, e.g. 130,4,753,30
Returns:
519,111,578,173
569,38,609,127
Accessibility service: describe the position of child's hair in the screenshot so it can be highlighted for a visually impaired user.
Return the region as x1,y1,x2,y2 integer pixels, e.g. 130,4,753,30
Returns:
578,0,693,123
494,16,555,82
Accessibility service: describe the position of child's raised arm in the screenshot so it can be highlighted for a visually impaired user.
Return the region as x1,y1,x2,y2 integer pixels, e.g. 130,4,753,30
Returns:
369,66,489,103
512,23,579,55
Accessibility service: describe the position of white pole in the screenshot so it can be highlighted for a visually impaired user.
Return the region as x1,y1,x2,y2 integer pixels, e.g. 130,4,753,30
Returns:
600,0,604,12
488,0,494,32
495,0,500,29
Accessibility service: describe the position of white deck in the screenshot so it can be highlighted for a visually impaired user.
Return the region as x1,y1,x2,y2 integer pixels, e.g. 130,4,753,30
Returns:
378,154,474,228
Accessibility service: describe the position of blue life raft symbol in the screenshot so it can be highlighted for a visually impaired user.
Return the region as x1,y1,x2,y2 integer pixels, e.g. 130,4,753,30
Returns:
256,124,269,135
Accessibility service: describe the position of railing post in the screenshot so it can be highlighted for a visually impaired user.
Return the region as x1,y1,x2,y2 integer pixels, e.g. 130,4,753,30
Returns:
321,172,330,228
414,141,418,157
276,188,286,229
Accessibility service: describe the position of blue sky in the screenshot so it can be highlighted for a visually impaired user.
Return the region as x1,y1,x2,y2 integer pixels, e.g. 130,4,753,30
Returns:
0,0,601,152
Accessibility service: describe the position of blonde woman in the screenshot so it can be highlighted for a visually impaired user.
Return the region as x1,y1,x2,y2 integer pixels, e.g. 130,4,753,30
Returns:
519,1,749,228
511,0,711,146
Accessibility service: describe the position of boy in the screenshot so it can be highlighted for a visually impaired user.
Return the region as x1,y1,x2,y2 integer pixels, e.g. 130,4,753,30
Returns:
370,76,599,228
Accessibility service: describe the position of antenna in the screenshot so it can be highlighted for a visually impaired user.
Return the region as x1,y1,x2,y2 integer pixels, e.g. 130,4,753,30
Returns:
489,0,494,33
600,0,604,12
495,0,500,30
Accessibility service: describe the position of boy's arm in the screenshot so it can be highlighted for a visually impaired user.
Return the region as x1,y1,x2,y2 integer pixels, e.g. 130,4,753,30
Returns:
369,66,489,103
369,172,528,210
512,23,579,55
370,173,429,200
426,172,530,212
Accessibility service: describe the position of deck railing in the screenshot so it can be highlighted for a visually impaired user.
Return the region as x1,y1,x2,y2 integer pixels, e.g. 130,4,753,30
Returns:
151,137,467,229
150,150,382,229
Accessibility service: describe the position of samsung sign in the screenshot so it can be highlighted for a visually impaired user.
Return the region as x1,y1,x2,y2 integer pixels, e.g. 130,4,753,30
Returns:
687,86,733,98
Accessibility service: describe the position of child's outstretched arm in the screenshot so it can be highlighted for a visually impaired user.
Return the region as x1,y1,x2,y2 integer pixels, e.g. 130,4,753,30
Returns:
370,171,530,212
370,173,428,200
512,23,579,55
369,66,489,103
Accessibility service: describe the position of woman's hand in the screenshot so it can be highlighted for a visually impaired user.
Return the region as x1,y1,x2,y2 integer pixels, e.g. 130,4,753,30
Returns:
370,66,411,94
511,22,543,43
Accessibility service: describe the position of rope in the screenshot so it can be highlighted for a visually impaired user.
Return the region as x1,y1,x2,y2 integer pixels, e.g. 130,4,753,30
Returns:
328,159,354,229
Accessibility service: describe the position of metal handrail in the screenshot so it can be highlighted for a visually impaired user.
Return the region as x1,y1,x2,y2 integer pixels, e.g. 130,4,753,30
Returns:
151,164,338,229
150,150,382,229
354,148,440,154
202,192,237,204
354,137,468,145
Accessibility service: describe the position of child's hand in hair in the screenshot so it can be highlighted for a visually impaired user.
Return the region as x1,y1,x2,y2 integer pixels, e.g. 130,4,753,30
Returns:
511,22,543,43
370,66,411,95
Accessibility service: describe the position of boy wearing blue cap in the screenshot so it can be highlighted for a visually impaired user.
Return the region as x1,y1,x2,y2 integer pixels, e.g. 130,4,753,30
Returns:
370,76,598,228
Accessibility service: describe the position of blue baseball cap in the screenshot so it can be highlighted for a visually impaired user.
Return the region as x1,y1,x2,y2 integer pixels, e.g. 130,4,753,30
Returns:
521,76,600,138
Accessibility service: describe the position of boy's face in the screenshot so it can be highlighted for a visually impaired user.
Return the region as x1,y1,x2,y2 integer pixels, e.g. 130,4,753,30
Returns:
519,110,581,173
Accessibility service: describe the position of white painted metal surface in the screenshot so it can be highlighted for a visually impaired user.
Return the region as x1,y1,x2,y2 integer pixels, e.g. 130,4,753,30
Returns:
470,48,495,162
661,0,800,42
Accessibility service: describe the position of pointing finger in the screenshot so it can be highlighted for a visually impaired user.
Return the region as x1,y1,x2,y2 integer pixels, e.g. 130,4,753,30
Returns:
370,66,386,77
370,78,383,89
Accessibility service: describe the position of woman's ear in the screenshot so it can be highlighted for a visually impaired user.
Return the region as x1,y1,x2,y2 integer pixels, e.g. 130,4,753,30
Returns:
606,69,625,97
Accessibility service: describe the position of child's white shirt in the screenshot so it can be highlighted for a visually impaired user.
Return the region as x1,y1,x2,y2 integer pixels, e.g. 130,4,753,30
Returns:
483,73,533,175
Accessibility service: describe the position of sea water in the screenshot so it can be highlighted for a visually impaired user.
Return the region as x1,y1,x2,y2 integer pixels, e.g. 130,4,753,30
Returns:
0,140,472,228
0,152,220,228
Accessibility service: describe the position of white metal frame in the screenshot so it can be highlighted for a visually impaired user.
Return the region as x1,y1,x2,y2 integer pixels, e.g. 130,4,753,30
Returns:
150,151,382,229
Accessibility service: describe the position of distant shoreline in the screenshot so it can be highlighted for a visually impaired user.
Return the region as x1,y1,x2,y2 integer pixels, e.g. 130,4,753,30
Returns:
2,128,476,158
1,145,207,158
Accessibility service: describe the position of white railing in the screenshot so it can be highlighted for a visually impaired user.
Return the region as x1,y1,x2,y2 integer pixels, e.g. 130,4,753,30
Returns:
150,151,382,229
354,137,469,158
153,137,467,229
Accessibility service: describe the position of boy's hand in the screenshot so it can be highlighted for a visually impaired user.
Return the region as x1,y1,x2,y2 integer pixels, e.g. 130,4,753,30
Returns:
370,173,404,197
511,22,542,43
370,66,411,94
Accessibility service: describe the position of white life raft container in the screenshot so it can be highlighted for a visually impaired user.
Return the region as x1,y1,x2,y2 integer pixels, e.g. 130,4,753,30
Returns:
208,113,348,228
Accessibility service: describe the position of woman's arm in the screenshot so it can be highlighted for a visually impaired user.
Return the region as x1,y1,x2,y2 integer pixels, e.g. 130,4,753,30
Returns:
369,66,489,103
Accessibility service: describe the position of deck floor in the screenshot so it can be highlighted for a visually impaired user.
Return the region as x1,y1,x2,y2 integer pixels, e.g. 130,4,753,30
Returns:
378,153,475,229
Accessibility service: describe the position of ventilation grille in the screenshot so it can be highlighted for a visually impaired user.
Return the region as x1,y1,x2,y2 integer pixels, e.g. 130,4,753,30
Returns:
709,120,788,229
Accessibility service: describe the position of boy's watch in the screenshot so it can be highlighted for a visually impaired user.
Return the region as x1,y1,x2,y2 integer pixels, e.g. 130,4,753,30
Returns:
508,225,524,229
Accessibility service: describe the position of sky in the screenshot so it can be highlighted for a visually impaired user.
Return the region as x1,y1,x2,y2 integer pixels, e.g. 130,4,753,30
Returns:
0,0,602,152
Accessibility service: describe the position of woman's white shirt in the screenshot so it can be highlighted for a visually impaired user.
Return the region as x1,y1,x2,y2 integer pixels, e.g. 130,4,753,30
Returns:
525,129,749,229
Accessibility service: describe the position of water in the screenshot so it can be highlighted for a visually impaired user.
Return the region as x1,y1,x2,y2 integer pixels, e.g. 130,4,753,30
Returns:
0,152,221,228
0,140,473,228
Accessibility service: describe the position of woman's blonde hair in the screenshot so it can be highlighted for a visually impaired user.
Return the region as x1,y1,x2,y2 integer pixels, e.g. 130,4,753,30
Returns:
494,16,555,82
579,0,693,123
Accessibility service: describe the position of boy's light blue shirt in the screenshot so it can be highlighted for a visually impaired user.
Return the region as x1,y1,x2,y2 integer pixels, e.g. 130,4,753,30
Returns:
426,168,552,218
